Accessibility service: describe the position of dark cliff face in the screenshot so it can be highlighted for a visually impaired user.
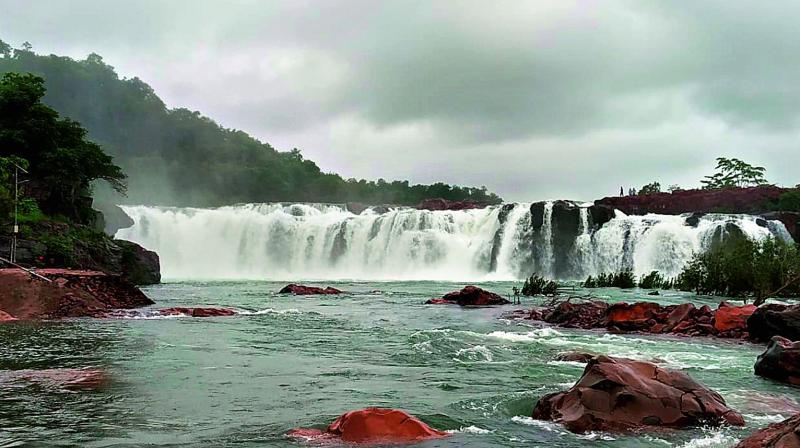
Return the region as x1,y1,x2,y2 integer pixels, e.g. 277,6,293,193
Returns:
530,200,587,278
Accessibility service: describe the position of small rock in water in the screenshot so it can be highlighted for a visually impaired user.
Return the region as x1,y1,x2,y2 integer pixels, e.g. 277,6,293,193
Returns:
279,284,343,295
425,285,510,306
531,355,745,433
647,290,660,296
287,408,449,444
553,352,595,363
158,307,236,317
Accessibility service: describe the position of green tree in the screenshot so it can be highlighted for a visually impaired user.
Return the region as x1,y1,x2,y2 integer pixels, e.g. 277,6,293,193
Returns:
701,157,768,189
0,39,10,58
0,72,126,223
638,182,661,195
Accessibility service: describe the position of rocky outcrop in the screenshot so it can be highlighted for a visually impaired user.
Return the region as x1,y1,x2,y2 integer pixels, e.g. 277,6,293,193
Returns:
279,284,343,295
554,352,596,363
287,408,449,444
0,268,153,319
754,336,800,386
425,285,510,306
114,240,161,285
763,211,800,241
734,413,800,447
532,356,745,433
519,300,753,338
93,202,134,236
416,198,491,211
748,304,800,342
596,186,788,216
157,307,236,318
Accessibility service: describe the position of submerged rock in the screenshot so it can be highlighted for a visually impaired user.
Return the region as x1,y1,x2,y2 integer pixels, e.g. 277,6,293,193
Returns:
531,356,745,433
157,307,236,318
16,368,110,391
279,284,342,295
0,309,16,322
287,408,448,444
734,413,800,447
426,285,510,306
748,304,800,342
553,352,595,363
0,268,153,319
754,336,800,386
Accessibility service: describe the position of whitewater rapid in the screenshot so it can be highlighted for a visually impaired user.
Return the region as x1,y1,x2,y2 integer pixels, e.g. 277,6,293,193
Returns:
116,203,793,281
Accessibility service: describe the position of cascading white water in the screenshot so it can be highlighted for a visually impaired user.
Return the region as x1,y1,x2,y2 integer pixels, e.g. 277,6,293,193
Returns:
117,203,794,281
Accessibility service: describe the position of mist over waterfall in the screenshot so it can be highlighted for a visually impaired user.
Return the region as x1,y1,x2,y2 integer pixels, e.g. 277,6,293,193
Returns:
117,203,793,281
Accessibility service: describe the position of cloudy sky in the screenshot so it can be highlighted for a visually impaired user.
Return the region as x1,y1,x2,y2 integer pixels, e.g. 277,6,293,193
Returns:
2,0,799,201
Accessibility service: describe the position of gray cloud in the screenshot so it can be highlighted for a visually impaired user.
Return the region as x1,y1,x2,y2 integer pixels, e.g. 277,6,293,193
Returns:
1,0,799,200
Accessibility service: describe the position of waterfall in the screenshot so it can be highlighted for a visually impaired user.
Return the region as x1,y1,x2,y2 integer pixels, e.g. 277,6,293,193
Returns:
117,203,794,281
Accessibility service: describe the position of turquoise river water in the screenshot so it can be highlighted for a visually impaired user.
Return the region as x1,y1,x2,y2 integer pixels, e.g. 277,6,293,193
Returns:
1,281,798,447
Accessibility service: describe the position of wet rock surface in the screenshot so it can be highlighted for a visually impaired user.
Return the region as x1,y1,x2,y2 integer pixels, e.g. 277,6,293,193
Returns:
748,304,800,342
734,413,800,448
754,336,800,386
426,285,510,306
279,284,343,295
532,356,745,433
287,408,449,444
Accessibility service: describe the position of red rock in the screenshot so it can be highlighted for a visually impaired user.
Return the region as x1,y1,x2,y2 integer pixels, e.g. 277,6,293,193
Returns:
734,413,800,448
543,300,609,328
754,336,800,386
664,303,696,332
531,356,745,433
158,307,236,318
288,408,448,445
605,302,662,330
0,309,16,322
596,185,788,216
427,285,510,306
714,303,757,332
279,284,342,295
0,268,153,319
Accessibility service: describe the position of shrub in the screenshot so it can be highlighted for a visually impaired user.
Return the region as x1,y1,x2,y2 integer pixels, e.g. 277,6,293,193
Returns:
522,273,559,296
638,271,673,289
583,269,637,289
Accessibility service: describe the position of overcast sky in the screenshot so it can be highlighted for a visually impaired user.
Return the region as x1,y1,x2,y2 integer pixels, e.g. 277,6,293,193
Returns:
2,0,799,201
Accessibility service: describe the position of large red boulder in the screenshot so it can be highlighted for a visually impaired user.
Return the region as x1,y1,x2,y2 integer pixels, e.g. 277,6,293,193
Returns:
754,336,800,386
279,284,342,295
158,307,236,318
714,303,757,333
426,285,510,306
542,300,608,328
605,302,662,331
531,356,745,433
287,408,448,444
735,413,800,448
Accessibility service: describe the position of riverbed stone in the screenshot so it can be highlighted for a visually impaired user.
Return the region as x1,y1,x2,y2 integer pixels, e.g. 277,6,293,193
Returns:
754,336,800,386
734,413,800,447
288,408,449,444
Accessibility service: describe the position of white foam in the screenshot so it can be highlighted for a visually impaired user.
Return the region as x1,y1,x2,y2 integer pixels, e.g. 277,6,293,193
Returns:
679,430,739,448
446,426,492,435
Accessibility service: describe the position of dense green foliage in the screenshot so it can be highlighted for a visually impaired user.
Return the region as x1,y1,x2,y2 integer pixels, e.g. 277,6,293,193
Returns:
775,189,800,212
583,269,637,289
0,72,125,224
521,273,559,296
638,182,661,196
0,43,502,207
638,270,673,289
701,157,768,190
675,237,800,304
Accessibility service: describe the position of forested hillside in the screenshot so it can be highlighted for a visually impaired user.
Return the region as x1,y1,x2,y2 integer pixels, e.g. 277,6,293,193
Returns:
0,41,501,207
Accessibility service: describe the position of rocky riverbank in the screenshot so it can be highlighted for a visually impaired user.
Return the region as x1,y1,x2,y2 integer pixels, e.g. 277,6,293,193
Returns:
0,268,153,320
